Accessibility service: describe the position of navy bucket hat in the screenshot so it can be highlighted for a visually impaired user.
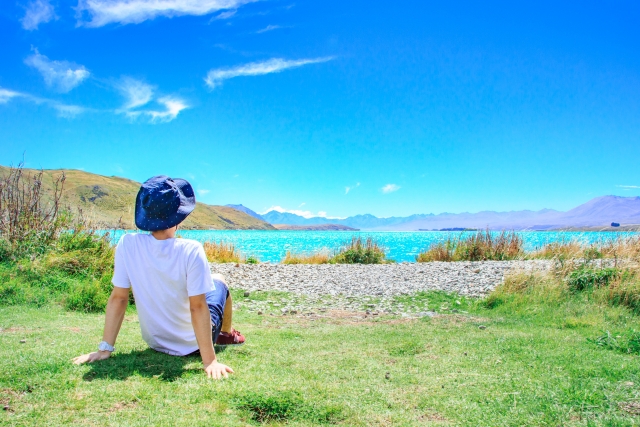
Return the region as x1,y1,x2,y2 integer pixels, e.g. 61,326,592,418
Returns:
135,175,196,231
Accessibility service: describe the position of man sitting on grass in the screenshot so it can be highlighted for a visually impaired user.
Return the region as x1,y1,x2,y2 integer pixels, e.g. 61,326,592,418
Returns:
74,175,245,379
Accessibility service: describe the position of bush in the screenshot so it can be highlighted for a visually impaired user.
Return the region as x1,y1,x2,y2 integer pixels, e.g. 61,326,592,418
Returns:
417,230,524,262
64,277,111,312
331,236,387,264
566,267,619,292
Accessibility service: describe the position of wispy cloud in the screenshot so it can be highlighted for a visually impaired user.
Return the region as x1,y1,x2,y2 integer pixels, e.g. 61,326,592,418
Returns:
53,104,85,118
125,96,189,123
345,182,360,195
117,77,154,109
617,185,640,189
21,0,56,30
256,24,284,33
24,50,90,93
197,189,210,195
0,86,84,118
205,56,333,89
381,184,400,194
76,0,256,27
116,77,188,123
213,9,236,20
0,88,25,104
260,205,343,219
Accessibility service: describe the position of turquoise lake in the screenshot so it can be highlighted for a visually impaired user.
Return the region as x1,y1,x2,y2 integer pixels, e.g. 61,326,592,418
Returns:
108,230,639,263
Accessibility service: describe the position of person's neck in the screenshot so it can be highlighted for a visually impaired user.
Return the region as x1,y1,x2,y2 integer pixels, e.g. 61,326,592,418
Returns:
151,227,177,240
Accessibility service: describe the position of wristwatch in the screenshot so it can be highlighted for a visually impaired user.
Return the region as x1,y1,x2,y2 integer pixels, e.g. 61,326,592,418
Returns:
98,341,115,352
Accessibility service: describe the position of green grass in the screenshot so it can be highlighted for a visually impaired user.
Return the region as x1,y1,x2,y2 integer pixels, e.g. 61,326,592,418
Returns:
2,288,640,426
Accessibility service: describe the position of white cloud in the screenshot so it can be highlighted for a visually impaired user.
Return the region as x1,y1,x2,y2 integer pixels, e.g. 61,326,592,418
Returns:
0,88,25,104
298,202,305,207
53,103,85,118
260,205,343,219
205,56,334,89
116,78,188,123
617,185,640,189
256,24,283,33
213,9,236,19
76,0,255,27
21,0,56,30
197,189,210,195
0,86,84,118
381,184,400,194
117,77,154,109
24,50,90,93
126,96,189,123
345,182,360,195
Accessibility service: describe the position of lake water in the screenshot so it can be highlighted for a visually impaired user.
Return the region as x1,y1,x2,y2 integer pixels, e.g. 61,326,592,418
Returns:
107,230,638,263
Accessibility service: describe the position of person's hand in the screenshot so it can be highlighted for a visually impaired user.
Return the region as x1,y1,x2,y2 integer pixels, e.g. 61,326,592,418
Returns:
73,351,111,365
204,360,234,379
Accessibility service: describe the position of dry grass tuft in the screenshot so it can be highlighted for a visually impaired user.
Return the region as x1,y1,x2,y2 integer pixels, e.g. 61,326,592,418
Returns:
416,230,524,262
282,251,330,264
203,241,243,263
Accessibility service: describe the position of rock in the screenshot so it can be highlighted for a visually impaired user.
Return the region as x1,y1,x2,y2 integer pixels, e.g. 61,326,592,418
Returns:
257,311,263,315
20,339,26,343
478,325,486,330
418,311,436,318
385,372,390,380
3,405,10,411
244,291,251,297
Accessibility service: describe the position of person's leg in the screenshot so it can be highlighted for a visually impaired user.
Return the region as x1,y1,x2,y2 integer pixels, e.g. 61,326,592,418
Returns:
220,292,233,334
210,274,245,345
205,277,228,344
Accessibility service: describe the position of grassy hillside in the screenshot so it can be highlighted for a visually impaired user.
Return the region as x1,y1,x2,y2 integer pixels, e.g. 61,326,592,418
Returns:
0,166,274,230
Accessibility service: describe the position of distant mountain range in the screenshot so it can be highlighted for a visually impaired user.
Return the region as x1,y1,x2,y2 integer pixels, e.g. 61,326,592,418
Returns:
259,196,640,231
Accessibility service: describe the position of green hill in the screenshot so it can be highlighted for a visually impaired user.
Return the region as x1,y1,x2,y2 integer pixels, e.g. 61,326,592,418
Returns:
0,166,274,230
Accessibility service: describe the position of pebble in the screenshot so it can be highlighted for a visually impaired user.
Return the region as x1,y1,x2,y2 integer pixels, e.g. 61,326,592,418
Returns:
20,339,26,343
478,325,487,330
212,260,552,298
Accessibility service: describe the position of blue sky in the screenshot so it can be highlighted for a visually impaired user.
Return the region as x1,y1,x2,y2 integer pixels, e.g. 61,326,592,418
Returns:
1,0,639,218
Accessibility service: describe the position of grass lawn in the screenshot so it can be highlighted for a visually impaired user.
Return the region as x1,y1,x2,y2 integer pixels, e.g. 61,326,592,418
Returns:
1,289,640,426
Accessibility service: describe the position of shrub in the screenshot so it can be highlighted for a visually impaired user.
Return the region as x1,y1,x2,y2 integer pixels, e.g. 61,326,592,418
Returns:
246,255,260,264
282,250,330,264
331,236,387,264
203,241,242,263
0,163,69,260
566,267,619,292
417,230,524,262
64,278,111,312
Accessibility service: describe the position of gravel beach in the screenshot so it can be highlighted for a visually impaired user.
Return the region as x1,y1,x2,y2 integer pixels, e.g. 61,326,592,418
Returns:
211,260,554,298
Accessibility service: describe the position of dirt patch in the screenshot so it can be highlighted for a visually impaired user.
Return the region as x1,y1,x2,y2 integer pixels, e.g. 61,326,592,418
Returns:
109,400,139,412
0,327,33,334
0,388,25,406
619,401,640,415
63,327,83,333
418,412,450,423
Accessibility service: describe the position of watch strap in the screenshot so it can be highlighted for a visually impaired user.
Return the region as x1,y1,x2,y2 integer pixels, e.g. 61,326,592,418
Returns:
98,341,115,352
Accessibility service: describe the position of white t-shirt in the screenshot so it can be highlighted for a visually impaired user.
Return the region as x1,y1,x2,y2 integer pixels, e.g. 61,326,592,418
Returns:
112,233,214,356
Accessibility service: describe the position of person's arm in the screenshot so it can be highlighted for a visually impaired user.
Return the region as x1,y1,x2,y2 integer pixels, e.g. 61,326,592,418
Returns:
189,293,234,379
73,286,129,364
